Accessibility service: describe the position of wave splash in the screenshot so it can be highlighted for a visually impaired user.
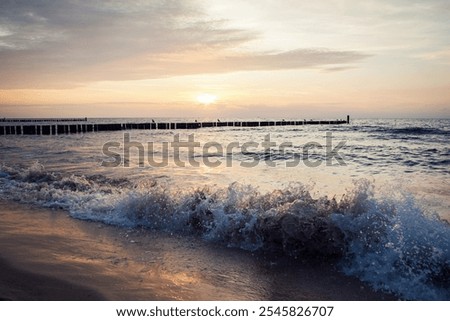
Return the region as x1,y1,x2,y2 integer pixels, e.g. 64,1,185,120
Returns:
0,162,449,300
332,180,450,300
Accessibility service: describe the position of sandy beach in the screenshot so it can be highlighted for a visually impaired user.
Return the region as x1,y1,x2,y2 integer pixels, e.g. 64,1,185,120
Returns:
0,200,396,301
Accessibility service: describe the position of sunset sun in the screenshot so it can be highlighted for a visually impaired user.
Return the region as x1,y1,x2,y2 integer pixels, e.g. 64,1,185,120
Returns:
196,93,217,105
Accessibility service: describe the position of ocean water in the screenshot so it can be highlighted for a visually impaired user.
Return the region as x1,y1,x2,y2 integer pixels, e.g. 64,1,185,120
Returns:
0,118,449,300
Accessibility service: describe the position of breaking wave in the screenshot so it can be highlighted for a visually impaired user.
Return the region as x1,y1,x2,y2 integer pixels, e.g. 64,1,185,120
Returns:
0,162,449,300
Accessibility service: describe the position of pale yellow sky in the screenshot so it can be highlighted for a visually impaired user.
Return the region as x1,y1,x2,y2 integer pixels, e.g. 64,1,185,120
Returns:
0,0,449,118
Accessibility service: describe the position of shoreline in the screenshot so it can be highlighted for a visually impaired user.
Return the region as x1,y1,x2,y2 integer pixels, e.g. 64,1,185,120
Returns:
0,200,396,301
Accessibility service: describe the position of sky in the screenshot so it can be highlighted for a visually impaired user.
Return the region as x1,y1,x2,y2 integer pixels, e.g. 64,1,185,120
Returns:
0,0,449,118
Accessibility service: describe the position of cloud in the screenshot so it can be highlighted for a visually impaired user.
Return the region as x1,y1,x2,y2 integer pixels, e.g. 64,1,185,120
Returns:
88,48,368,81
0,0,369,89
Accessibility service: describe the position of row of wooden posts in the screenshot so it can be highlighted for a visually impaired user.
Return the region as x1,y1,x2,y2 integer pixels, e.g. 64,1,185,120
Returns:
0,116,350,136
1,118,88,123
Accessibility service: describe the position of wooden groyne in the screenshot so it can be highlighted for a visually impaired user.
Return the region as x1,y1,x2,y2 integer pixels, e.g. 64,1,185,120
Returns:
0,116,350,136
1,117,88,123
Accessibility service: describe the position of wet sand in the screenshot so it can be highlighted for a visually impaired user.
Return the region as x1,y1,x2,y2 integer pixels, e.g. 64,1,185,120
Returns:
0,200,396,300
0,257,103,300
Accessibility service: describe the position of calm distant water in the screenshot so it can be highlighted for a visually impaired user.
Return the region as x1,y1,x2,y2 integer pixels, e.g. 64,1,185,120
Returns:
1,118,449,300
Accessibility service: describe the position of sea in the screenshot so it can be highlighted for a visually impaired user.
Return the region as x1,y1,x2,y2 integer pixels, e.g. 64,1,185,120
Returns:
0,117,449,300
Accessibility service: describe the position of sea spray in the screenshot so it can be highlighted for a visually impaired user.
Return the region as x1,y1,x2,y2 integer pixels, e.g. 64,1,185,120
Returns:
332,182,450,300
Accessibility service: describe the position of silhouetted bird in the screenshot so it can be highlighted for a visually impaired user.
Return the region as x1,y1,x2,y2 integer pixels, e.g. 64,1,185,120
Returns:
195,120,198,122
217,119,220,122
152,119,155,123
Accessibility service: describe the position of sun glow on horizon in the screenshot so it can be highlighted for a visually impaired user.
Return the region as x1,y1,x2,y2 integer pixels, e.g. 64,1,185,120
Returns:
196,93,217,105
